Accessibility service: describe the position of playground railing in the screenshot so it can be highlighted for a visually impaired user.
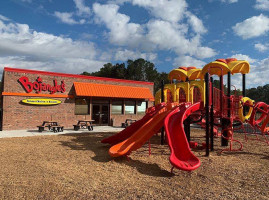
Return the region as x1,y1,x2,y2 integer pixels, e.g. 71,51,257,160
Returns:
213,87,243,119
213,87,222,114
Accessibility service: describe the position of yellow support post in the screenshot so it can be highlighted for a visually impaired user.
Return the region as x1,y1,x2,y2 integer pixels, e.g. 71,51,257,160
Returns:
176,82,190,102
190,80,206,105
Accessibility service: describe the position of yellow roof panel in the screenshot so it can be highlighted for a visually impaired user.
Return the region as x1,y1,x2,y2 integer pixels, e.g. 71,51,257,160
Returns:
188,69,203,80
168,69,188,81
228,60,250,74
201,61,231,77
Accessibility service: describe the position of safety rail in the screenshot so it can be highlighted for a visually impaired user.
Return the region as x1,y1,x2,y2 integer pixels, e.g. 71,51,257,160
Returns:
212,87,243,119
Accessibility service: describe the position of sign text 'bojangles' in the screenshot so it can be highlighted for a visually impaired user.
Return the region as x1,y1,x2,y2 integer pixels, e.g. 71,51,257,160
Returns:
18,76,66,94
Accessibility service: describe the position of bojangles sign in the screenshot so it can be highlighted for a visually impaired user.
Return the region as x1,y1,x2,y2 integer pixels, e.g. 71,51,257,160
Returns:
18,76,66,94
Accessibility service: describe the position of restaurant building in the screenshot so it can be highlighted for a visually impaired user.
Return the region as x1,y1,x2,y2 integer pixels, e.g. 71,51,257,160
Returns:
0,67,154,130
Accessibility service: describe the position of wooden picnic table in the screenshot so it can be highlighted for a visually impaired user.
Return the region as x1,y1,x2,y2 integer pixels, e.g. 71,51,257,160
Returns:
38,121,64,132
42,121,58,126
74,120,94,131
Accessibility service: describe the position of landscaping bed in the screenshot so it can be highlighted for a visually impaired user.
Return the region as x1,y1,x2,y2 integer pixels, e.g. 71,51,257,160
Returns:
0,129,268,199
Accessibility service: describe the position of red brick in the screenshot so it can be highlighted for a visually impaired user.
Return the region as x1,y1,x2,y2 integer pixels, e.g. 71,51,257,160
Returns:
1,69,154,130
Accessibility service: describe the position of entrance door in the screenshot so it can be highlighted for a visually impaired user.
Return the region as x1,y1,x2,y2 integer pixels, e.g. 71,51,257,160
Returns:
92,104,109,125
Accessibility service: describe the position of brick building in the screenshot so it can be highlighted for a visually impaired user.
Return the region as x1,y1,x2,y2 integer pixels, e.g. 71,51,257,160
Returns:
0,67,154,130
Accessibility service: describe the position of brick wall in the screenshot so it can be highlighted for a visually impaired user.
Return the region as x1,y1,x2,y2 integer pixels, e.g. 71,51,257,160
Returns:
1,69,154,130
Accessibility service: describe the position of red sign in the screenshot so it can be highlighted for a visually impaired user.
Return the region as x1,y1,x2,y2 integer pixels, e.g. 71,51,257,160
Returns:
18,76,66,94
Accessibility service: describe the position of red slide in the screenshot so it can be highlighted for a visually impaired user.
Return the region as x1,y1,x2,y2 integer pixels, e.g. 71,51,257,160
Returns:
101,103,166,146
164,102,202,171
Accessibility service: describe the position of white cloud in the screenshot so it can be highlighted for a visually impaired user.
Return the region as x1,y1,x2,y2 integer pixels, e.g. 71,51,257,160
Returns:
195,46,217,59
221,55,269,89
54,0,90,25
93,3,144,47
99,51,113,61
258,57,269,71
146,20,188,51
108,0,132,4
225,54,269,89
114,49,157,61
0,15,9,21
209,0,238,3
132,0,187,23
146,20,216,58
0,56,104,75
54,12,85,25
231,54,257,63
254,0,269,11
224,0,238,3
255,43,269,52
233,14,269,39
0,18,105,74
93,2,216,61
245,58,269,88
73,0,91,16
185,11,207,34
173,55,206,68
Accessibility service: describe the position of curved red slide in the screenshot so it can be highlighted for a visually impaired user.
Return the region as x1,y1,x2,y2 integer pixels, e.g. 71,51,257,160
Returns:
101,103,166,146
164,102,202,171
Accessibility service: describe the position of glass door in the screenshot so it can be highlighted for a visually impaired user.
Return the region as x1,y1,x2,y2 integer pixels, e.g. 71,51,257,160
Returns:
92,105,101,125
92,104,109,125
101,105,109,125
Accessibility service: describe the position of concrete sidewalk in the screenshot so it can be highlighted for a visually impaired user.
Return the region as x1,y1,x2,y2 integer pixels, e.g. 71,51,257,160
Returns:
0,126,124,138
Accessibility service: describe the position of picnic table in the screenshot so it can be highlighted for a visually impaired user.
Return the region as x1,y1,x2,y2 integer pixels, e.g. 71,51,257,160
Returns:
37,121,64,132
121,119,137,128
73,120,94,131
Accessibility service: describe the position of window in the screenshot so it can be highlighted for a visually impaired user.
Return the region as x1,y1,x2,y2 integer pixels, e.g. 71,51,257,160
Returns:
125,100,135,114
112,100,123,115
75,99,89,115
137,101,147,115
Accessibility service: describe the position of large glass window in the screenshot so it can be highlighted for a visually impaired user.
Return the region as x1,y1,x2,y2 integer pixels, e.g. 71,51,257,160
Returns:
137,101,147,114
125,100,135,114
75,99,89,115
112,100,123,115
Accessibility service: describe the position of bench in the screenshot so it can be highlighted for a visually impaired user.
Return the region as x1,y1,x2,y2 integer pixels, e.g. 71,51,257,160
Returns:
73,124,93,131
121,119,137,128
51,125,64,133
38,121,60,132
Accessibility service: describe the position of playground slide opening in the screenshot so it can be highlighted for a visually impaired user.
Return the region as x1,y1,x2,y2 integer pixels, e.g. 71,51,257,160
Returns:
164,102,202,171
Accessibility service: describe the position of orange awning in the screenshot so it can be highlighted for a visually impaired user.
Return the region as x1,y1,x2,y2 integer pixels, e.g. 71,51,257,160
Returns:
74,82,154,100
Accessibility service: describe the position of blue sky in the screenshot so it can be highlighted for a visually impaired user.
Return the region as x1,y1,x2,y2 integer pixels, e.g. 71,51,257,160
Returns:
0,0,269,89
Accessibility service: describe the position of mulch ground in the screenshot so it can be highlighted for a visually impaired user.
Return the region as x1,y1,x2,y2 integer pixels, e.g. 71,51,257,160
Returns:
0,129,268,199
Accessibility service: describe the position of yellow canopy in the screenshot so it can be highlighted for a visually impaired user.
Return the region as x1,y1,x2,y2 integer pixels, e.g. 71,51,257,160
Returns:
168,69,188,81
168,59,250,82
188,69,203,80
201,61,231,77
228,60,250,74
168,68,203,81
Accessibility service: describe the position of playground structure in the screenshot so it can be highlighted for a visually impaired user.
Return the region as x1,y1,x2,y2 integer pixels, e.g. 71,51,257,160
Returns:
102,58,269,172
